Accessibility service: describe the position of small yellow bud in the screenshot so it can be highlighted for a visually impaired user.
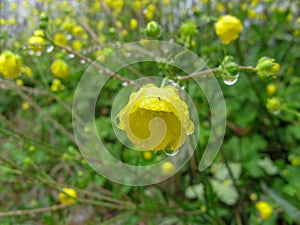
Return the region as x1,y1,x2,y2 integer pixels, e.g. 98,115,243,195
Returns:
145,21,161,39
266,84,276,96
266,97,281,113
143,151,153,160
256,57,280,81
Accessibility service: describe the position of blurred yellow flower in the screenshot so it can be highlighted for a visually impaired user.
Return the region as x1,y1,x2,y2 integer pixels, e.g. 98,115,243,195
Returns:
16,79,24,86
216,3,225,12
161,161,175,175
22,66,32,77
266,84,276,96
29,30,46,52
200,205,207,212
143,151,153,160
72,40,82,51
0,51,22,78
58,188,77,204
116,84,194,151
11,2,18,10
53,33,68,46
215,15,243,44
7,18,16,25
51,59,69,79
22,101,30,110
73,25,84,36
255,200,273,220
130,18,138,30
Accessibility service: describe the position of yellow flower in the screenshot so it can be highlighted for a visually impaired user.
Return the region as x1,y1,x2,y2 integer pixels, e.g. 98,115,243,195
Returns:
58,188,77,204
161,161,175,175
22,66,32,77
215,15,243,44
143,151,153,160
72,25,84,36
53,33,68,46
266,84,276,96
51,60,69,79
22,101,30,110
0,51,22,78
255,201,273,220
200,205,207,212
72,40,82,51
116,84,194,151
16,79,24,86
130,18,138,30
11,2,18,10
29,30,46,52
250,193,258,201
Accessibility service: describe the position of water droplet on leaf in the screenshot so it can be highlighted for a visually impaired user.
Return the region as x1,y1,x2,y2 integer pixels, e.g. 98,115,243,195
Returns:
46,45,54,53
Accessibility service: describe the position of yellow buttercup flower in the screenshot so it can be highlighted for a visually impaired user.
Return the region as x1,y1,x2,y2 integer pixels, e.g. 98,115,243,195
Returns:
72,40,82,51
130,18,138,30
255,200,273,220
0,51,22,78
51,59,69,79
28,30,46,52
58,188,77,204
53,33,68,46
215,15,243,44
72,25,84,36
116,84,194,151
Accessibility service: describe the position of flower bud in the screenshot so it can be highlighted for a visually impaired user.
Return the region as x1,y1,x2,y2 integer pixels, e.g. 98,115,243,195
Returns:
180,21,197,37
219,56,239,76
266,97,281,113
146,21,161,39
256,57,280,81
39,12,49,22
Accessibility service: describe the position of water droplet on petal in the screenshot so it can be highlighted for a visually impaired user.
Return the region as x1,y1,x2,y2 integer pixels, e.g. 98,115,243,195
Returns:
163,148,180,156
222,73,239,86
46,45,54,53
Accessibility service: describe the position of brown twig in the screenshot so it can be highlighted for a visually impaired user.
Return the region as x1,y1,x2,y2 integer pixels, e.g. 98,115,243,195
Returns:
79,18,101,44
0,204,72,217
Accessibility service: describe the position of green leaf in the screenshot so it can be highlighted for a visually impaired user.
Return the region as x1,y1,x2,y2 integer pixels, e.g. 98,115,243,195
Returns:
213,162,242,181
185,183,204,199
258,157,278,175
210,179,239,205
262,184,300,221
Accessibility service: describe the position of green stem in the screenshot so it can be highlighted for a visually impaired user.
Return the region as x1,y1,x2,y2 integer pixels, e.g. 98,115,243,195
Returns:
282,107,300,118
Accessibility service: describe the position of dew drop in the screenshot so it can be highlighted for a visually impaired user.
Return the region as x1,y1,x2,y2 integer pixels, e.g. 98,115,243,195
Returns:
80,59,86,64
46,45,54,53
273,110,281,115
115,115,121,128
222,73,239,86
28,50,34,55
68,54,75,58
122,82,128,87
163,148,180,156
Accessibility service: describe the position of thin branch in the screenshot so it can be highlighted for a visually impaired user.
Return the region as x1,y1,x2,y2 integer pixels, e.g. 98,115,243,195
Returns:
79,18,101,44
54,44,139,87
0,204,72,217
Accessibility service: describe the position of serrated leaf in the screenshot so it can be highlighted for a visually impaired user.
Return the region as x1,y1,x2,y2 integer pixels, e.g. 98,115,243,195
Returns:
211,179,239,205
258,157,278,175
